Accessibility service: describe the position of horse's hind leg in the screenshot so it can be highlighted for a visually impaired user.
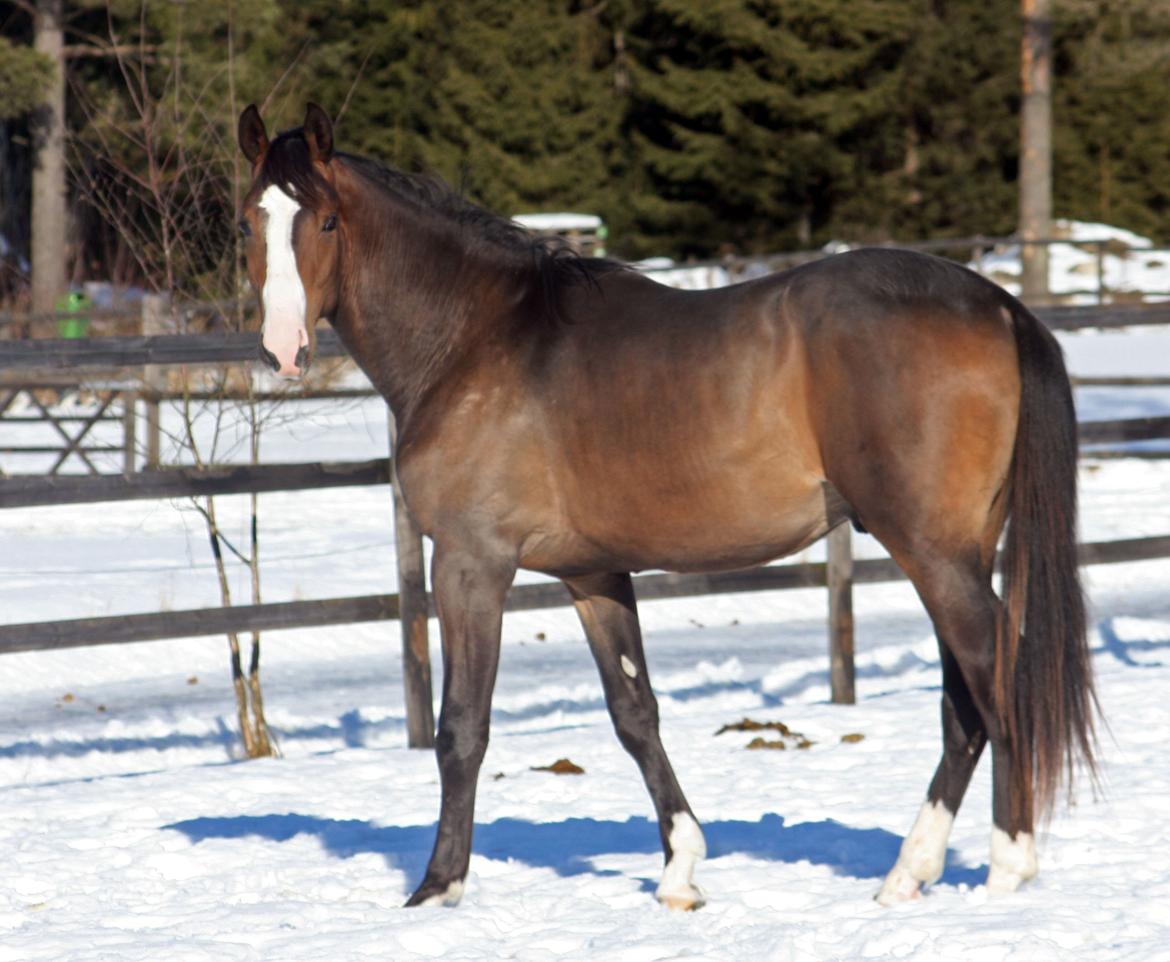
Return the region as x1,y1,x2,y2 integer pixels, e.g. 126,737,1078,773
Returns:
876,556,1036,903
877,638,988,904
405,546,514,908
565,572,706,910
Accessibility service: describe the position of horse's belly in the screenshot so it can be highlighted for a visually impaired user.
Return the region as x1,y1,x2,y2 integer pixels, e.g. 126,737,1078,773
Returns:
520,481,836,577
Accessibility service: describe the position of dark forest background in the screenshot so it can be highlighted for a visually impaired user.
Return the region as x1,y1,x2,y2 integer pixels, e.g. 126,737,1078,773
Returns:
2,0,1169,298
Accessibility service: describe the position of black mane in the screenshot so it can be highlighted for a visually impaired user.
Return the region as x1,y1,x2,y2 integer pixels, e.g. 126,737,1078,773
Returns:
258,128,625,316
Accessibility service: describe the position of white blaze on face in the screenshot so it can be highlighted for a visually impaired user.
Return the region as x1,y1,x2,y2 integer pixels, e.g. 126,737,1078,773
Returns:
259,184,309,377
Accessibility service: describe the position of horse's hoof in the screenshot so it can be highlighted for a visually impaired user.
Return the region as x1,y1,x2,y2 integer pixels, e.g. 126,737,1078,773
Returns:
405,879,465,908
986,828,1037,895
985,868,1027,895
875,866,923,906
657,884,705,912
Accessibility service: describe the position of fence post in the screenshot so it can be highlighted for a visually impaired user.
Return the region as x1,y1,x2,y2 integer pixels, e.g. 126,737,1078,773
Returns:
1096,240,1106,305
121,390,137,475
141,294,168,469
827,522,855,704
388,407,435,748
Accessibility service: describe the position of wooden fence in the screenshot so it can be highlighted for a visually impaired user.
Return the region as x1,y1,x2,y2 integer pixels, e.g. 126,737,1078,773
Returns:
3,301,1170,748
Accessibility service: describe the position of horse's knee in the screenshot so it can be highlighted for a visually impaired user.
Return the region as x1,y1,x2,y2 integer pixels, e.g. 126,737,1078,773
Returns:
610,695,660,751
435,721,489,769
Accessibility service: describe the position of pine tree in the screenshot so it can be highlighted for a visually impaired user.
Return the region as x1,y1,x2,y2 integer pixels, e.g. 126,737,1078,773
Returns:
619,0,916,256
247,1,624,226
890,0,1021,241
1054,0,1170,243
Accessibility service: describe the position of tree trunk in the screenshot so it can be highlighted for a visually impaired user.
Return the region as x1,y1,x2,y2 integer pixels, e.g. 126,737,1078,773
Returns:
1019,0,1052,304
31,0,67,315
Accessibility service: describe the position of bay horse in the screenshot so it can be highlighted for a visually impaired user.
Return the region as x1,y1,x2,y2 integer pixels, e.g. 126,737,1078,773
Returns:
236,103,1097,909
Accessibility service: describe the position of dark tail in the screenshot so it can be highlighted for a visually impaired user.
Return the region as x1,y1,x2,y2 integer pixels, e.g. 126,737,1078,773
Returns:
997,303,1098,825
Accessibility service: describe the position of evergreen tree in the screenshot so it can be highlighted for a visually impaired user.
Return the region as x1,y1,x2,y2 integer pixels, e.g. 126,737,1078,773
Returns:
247,1,624,224
619,0,916,256
891,0,1021,241
1054,0,1170,243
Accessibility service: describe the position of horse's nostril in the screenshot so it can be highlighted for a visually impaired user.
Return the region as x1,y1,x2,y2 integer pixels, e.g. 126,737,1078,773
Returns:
259,344,281,372
295,345,311,373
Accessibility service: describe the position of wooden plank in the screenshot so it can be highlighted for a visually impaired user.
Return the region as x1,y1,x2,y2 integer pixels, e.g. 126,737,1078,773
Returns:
0,446,121,454
1073,376,1170,387
0,459,391,509
2,301,1170,379
1,413,123,422
1,534,1168,657
0,329,348,371
0,594,399,654
1035,302,1170,331
1079,416,1170,445
1077,534,1170,565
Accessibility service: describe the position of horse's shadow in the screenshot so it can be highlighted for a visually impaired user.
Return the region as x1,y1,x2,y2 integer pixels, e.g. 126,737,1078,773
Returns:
1096,616,1169,668
163,810,986,892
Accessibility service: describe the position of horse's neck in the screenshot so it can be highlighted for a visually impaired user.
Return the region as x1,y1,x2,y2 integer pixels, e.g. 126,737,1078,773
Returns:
333,187,528,421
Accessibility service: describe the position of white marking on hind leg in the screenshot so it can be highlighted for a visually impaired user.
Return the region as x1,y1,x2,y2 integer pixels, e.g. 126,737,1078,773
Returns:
620,654,638,678
876,800,954,906
985,828,1037,894
656,812,706,911
418,879,465,907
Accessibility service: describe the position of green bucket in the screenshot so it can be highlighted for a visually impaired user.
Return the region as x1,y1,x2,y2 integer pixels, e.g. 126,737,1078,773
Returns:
56,291,92,339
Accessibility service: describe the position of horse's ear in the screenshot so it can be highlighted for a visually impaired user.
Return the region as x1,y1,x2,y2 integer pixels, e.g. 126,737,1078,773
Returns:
303,103,334,164
238,104,268,165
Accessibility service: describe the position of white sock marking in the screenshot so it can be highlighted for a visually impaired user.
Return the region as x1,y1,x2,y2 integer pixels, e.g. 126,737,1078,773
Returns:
620,654,638,678
876,800,954,905
419,879,464,907
656,812,706,910
986,828,1037,894
259,184,309,376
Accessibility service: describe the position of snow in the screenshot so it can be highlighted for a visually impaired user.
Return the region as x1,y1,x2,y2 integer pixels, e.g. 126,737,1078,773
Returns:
640,221,1170,301
4,269,1170,959
974,220,1170,303
512,213,603,233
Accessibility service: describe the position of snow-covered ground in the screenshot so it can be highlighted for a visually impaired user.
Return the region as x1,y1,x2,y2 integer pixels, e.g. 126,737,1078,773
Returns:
2,323,1170,959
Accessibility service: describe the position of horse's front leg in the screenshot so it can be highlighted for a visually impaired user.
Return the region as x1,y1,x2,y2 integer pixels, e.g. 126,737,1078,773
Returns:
405,545,515,907
565,572,706,910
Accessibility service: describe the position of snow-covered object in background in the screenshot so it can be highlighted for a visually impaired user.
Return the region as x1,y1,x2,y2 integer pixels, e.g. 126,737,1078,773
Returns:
972,220,1170,303
512,212,607,257
635,256,732,290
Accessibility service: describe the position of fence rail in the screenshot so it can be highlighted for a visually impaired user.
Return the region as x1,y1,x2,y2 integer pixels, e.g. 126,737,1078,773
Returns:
2,533,1166,658
3,300,1167,376
0,459,390,509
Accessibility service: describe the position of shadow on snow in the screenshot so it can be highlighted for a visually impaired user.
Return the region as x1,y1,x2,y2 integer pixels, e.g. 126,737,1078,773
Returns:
163,810,986,892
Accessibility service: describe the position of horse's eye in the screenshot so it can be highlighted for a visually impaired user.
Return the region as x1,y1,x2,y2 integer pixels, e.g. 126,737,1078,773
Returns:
322,213,338,233
237,219,251,238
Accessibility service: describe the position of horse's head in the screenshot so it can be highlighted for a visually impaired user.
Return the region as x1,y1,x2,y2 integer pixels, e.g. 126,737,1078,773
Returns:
237,103,341,379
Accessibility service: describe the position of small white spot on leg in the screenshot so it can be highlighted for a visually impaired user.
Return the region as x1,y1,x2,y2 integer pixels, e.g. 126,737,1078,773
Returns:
656,812,706,911
986,828,1037,895
419,879,465,907
620,654,638,678
876,800,955,906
